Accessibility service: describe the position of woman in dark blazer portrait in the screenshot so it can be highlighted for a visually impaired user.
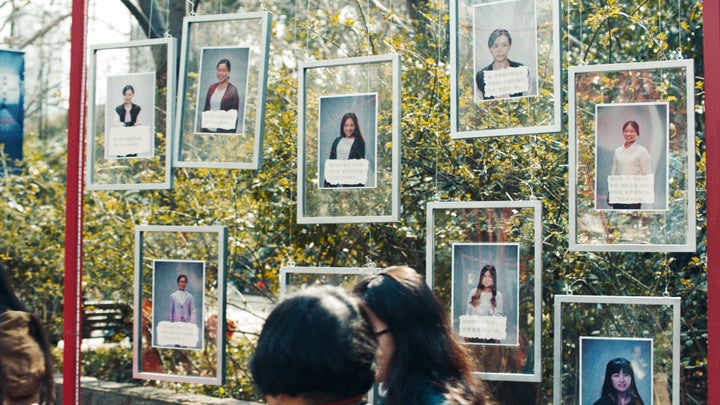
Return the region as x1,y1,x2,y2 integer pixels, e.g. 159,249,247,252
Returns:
324,112,366,187
201,58,240,133
115,84,141,126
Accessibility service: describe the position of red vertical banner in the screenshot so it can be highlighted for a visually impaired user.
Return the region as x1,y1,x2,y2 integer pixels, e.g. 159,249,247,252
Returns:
703,1,720,401
64,0,87,403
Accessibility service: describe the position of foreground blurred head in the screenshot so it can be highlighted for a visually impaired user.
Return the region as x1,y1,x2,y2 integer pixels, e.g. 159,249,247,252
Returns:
250,285,377,405
354,266,486,405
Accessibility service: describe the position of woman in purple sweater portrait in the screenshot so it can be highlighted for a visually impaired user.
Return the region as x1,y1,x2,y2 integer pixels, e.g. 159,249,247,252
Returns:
168,274,195,323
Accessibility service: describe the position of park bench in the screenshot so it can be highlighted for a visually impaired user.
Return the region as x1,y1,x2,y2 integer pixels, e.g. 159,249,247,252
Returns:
82,300,133,342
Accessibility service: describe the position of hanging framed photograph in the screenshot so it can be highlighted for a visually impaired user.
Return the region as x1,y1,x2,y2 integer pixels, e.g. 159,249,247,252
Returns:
297,54,401,224
450,0,561,138
87,38,176,190
452,243,520,346
568,59,696,252
174,12,271,169
553,295,681,405
426,200,542,381
133,225,227,384
279,266,378,297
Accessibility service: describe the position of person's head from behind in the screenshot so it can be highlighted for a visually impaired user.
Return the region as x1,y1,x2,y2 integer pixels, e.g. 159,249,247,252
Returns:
354,266,482,404
601,358,642,401
250,285,377,405
339,112,363,141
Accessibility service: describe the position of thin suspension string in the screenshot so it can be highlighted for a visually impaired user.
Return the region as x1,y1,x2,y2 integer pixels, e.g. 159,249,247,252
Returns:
165,0,170,37
433,0,440,201
389,0,393,45
366,0,371,55
188,1,196,17
306,0,312,59
663,253,671,296
148,0,154,38
676,0,683,58
658,0,663,59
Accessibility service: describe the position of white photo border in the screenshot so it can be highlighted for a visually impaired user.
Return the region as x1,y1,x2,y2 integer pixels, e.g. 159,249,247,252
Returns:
451,242,521,346
174,12,271,169
553,295,681,405
297,54,401,224
133,225,227,385
151,259,206,350
568,59,696,252
426,200,542,381
87,38,176,190
450,0,561,138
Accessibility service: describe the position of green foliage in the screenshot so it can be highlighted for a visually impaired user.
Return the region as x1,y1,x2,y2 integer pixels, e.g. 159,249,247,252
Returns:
80,346,135,382
0,134,67,341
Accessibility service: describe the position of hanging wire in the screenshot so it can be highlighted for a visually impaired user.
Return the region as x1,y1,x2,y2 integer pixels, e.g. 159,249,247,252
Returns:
306,0,311,59
565,279,587,295
366,0,371,55
662,254,671,297
164,0,171,37
432,0,441,202
188,0,196,16
147,0,154,38
674,0,684,59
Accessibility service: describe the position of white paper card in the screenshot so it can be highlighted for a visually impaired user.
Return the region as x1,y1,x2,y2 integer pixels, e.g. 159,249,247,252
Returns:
484,66,529,98
459,314,507,340
105,125,154,159
201,109,238,131
608,174,655,204
324,159,369,186
156,321,200,348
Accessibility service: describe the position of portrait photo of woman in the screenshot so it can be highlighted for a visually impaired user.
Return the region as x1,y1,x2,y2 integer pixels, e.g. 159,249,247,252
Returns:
475,29,531,100
115,84,141,127
318,93,377,189
324,112,366,187
608,120,652,209
195,47,250,135
593,358,646,405
104,72,155,159
580,337,653,405
473,0,538,102
452,242,520,345
466,264,504,317
152,260,206,350
594,102,669,211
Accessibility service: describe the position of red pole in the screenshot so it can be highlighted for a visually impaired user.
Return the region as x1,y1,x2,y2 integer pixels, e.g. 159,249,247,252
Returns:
63,0,87,403
702,1,719,402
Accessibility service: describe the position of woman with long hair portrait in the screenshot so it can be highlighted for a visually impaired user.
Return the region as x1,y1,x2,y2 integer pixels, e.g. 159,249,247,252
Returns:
324,112,367,187
466,264,503,316
592,357,645,405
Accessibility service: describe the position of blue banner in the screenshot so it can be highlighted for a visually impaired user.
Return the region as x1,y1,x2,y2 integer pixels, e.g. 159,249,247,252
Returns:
0,49,24,165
